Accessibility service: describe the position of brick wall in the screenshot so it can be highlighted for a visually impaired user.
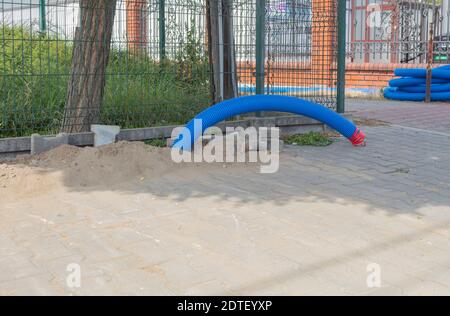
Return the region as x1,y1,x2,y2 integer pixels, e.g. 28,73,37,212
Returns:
237,61,432,93
126,0,148,53
311,0,336,86
345,63,427,90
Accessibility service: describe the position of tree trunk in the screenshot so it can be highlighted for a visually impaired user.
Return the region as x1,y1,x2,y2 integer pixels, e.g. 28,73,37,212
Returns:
222,0,237,100
61,0,117,133
206,0,221,104
206,0,237,103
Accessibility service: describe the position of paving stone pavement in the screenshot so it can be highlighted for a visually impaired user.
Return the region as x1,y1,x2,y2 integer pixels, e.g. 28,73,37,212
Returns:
348,99,450,134
0,112,449,295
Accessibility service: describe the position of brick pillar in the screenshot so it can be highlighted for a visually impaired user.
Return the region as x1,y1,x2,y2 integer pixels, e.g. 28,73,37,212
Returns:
311,0,336,87
126,0,148,53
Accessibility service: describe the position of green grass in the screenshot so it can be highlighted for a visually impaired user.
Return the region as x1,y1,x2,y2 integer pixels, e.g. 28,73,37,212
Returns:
283,132,334,147
144,138,167,148
0,25,211,138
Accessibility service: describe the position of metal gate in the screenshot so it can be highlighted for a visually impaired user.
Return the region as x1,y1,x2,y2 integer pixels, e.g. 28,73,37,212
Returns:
346,0,450,65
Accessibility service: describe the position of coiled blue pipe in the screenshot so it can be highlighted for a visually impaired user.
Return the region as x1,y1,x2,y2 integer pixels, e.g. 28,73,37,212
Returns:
394,68,450,80
385,87,450,101
385,64,450,102
389,77,449,87
172,95,365,151
399,83,450,93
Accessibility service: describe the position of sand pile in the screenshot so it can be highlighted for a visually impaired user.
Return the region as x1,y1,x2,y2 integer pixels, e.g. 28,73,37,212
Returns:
0,140,260,197
0,141,180,189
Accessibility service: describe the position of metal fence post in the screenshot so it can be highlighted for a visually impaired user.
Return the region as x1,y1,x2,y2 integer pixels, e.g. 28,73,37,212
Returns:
426,0,437,103
159,0,166,61
39,0,47,32
255,0,266,96
336,0,346,113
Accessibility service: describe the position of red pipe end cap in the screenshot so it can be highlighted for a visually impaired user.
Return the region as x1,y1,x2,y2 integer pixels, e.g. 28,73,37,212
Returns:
350,128,366,147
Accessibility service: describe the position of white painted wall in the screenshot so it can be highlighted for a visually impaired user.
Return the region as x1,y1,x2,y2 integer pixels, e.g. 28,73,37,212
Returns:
1,1,129,45
0,0,206,58
1,0,309,61
2,2,79,37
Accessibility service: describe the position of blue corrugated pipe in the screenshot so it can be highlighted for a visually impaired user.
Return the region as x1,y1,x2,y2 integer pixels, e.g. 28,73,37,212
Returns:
385,87,450,102
172,95,366,151
385,64,450,101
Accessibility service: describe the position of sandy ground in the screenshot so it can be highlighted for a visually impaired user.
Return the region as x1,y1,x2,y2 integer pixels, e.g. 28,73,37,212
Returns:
0,141,257,200
0,125,449,295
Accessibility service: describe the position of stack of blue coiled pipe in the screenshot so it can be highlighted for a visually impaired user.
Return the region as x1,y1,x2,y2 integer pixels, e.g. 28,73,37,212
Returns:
384,64,450,101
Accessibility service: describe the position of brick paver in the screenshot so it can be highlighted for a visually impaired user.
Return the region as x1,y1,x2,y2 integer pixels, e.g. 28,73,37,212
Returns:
0,121,449,295
348,99,450,134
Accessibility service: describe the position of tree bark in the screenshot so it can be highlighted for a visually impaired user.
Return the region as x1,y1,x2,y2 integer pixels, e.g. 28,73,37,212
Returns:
206,0,237,103
222,0,238,100
61,0,117,133
206,0,221,104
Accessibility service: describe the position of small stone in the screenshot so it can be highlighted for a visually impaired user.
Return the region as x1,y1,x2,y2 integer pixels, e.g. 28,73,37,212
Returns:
31,133,69,155
91,125,121,147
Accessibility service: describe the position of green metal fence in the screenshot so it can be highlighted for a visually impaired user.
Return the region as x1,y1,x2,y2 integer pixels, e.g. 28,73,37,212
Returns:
0,0,341,138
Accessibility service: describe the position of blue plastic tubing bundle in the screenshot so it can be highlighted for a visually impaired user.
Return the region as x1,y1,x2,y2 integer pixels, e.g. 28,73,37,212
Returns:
172,95,366,151
384,64,450,101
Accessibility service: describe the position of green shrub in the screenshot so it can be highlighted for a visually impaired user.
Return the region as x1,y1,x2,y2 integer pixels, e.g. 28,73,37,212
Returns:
283,132,334,147
175,19,209,86
144,138,167,148
0,26,72,136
